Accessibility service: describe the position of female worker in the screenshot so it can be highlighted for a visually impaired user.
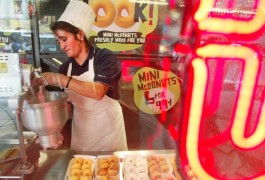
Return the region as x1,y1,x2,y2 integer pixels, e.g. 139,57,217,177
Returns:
40,1,128,151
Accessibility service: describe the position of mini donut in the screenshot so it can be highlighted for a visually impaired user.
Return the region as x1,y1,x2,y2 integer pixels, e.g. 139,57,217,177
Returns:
109,162,119,170
73,157,84,164
148,160,157,168
124,157,135,166
80,176,92,180
125,166,136,174
71,163,82,170
147,155,157,162
136,166,147,174
90,0,115,27
158,160,167,167
99,176,108,180
70,168,82,176
150,172,162,179
136,173,149,180
157,156,166,162
160,164,169,173
69,175,81,180
82,163,92,170
108,156,119,163
135,159,147,167
108,169,118,176
82,168,93,176
98,158,109,164
83,159,93,165
114,0,135,28
97,168,108,176
149,164,160,174
99,162,109,169
111,177,120,180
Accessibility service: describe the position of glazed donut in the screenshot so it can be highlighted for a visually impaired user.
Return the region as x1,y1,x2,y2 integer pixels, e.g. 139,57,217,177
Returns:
157,156,166,162
114,0,135,28
147,155,157,162
82,168,93,176
99,162,109,169
108,156,119,163
160,164,169,173
69,175,81,180
98,158,108,164
73,157,84,164
71,163,82,170
99,176,108,180
149,164,160,174
82,163,92,170
108,169,118,176
109,162,119,170
80,176,92,180
97,168,108,176
158,160,167,167
83,159,93,165
90,0,115,27
70,168,82,176
148,160,157,168
150,172,162,180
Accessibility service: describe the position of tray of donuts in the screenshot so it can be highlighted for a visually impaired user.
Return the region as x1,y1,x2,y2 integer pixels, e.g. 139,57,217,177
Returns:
147,154,178,180
95,155,120,180
65,155,96,180
123,155,149,180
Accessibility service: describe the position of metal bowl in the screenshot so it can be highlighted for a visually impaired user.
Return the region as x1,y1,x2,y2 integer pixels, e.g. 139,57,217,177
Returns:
21,91,69,149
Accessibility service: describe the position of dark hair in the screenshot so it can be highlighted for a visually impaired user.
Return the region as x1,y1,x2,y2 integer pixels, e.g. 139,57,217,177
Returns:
50,21,91,47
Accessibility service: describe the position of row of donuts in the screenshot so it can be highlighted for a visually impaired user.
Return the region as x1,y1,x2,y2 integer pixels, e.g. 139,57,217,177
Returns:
67,154,184,180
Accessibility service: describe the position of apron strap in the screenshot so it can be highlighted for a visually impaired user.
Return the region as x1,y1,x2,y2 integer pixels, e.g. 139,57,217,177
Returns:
67,63,72,77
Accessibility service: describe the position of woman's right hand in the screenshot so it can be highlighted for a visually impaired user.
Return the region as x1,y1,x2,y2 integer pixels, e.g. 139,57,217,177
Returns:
32,72,59,87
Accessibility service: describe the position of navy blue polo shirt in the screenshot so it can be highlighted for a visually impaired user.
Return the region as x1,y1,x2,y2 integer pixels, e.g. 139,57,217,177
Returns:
58,46,121,100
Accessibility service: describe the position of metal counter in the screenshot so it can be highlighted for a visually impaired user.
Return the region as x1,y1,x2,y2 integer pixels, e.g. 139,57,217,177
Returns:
29,149,74,180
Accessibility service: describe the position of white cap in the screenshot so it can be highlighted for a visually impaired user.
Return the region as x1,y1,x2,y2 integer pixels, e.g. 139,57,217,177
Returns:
58,1,95,39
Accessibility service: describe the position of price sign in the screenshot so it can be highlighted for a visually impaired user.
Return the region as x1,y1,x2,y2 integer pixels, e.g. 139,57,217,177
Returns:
132,67,181,114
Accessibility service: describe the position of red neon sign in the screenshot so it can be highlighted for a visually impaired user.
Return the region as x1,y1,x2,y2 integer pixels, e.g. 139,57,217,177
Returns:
181,0,265,179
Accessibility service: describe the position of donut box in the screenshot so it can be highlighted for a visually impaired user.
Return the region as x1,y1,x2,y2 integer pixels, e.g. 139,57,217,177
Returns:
123,155,149,180
95,155,120,180
65,155,96,180
147,154,175,180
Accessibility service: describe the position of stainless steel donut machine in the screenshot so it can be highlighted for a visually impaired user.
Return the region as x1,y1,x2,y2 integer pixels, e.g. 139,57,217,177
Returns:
0,53,69,178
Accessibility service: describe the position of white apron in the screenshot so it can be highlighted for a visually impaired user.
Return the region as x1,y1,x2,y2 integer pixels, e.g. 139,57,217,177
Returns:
65,55,128,151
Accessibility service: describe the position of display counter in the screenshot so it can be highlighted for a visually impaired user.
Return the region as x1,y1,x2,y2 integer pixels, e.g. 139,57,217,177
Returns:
29,149,182,180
